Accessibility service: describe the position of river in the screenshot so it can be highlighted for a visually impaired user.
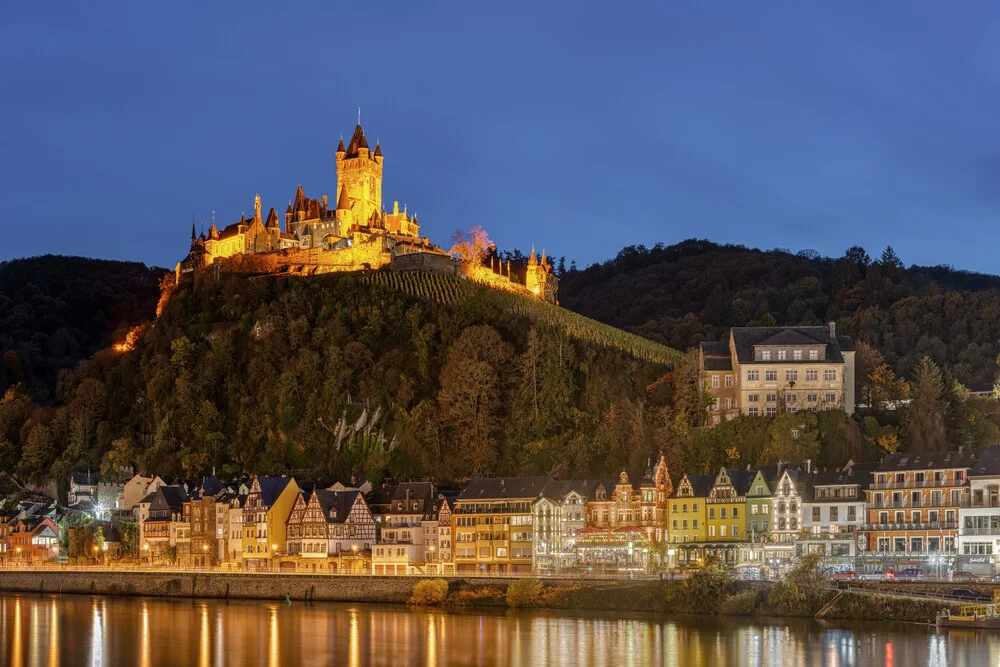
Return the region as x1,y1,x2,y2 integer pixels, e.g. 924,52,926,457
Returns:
0,593,995,666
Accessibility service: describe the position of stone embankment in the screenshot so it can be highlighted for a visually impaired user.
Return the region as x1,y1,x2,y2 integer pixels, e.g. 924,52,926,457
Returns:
0,570,536,603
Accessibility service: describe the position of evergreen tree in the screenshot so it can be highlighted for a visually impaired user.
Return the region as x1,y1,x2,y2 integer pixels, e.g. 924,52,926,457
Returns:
880,245,904,269
901,357,948,453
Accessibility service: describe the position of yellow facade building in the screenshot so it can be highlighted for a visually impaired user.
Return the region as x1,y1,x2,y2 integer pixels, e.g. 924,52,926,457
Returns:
453,477,550,574
670,474,713,566
242,475,300,570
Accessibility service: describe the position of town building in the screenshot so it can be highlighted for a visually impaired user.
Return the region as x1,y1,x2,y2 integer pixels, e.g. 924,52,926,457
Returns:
704,468,750,566
242,475,300,570
187,478,224,567
863,450,972,576
454,477,550,574
217,492,244,565
670,474,713,567
957,446,1000,576
286,489,376,573
533,480,595,572
800,463,873,572
433,493,457,575
69,471,98,505
8,517,59,562
122,474,153,512
370,482,440,575
137,485,188,562
746,465,778,543
699,324,856,426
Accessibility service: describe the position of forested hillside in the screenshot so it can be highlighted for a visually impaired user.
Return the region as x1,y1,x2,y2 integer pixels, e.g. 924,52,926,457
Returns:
0,256,166,401
560,239,1000,389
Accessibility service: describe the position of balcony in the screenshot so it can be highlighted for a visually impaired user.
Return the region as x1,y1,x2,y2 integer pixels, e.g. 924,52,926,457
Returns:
864,549,958,557
869,498,970,509
871,479,966,490
862,521,958,531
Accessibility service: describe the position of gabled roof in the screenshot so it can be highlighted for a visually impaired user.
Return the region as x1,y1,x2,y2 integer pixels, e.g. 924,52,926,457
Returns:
757,329,825,348
255,476,294,507
719,468,751,494
700,341,733,371
676,474,715,498
540,479,599,502
159,486,188,511
459,477,553,501
315,489,366,524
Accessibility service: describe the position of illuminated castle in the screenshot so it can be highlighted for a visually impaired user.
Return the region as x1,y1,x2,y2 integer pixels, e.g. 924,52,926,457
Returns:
178,121,558,303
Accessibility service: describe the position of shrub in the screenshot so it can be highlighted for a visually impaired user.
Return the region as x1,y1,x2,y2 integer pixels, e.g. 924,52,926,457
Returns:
507,578,544,608
720,589,760,615
447,586,505,607
682,562,734,613
410,579,450,606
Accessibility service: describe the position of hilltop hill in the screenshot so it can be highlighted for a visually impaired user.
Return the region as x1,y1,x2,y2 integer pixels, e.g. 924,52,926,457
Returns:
2,270,697,487
560,239,1000,388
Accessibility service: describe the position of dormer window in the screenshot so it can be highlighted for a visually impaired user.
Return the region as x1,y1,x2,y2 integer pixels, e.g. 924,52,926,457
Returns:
777,350,787,361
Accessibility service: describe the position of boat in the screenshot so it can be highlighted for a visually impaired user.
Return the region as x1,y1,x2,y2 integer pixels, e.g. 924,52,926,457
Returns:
936,591,1000,630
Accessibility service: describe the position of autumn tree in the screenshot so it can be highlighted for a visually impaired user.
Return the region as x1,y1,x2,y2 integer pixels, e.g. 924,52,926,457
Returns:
438,325,514,475
901,357,948,453
763,412,820,466
449,225,493,265
856,342,909,417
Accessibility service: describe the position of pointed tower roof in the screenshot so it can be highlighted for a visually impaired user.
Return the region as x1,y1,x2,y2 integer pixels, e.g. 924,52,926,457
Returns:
337,136,346,153
346,124,369,155
336,186,350,211
265,207,279,228
528,245,538,266
374,141,382,157
190,223,196,241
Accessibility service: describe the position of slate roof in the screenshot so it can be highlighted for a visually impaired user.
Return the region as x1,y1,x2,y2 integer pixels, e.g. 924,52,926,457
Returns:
345,123,369,155
699,341,734,371
255,476,294,507
878,450,977,472
458,477,553,501
159,486,188,511
541,479,599,501
966,446,1000,477
315,489,363,524
721,469,751,494
730,326,850,364
72,471,98,486
676,474,715,498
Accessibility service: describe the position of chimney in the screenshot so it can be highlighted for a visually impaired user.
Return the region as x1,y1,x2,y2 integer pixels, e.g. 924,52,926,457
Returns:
828,321,836,341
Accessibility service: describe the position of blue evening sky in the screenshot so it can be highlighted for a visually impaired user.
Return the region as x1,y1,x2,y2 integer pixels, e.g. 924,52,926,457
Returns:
3,2,1000,272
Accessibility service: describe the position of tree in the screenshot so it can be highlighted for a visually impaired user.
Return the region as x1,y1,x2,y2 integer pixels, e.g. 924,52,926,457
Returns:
19,420,53,478
880,245,904,269
901,357,948,453
438,325,514,474
449,225,493,265
763,412,819,465
101,437,136,479
856,342,909,417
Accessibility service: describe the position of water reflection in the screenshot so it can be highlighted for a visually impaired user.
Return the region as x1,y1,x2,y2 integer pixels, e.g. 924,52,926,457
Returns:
0,593,998,666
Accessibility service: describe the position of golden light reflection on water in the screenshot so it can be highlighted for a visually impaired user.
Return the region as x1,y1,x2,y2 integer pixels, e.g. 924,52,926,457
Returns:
1,593,1000,666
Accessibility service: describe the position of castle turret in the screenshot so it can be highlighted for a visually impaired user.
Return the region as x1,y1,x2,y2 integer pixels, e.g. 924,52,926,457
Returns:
335,122,382,232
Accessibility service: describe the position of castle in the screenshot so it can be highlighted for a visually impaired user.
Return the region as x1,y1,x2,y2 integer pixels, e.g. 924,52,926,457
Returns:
178,122,558,303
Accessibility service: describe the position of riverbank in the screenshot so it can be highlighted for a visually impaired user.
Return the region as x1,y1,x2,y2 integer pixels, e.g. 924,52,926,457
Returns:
0,568,964,624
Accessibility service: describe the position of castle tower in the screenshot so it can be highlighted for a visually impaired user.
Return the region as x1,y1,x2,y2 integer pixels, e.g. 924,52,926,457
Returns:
335,123,383,232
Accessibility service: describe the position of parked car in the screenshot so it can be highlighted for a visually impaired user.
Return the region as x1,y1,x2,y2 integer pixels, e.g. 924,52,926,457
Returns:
828,571,857,582
892,568,924,581
951,571,977,582
858,573,885,581
951,588,990,601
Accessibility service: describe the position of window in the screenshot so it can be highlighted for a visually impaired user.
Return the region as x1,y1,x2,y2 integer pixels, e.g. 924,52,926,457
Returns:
720,525,728,537
766,407,777,417
720,508,727,519
808,349,818,360
748,407,759,416
725,398,732,410
829,507,838,521
847,507,856,521
777,350,787,361
824,370,837,381
709,508,715,519
761,350,771,361
793,350,802,360
747,370,760,381
725,375,733,388
805,370,818,381
786,393,798,404
711,375,719,388
825,393,837,403
732,525,739,538
709,525,716,537
692,520,699,529
811,507,820,521
748,394,759,403
712,398,720,410
692,504,698,512
785,370,798,382
732,507,739,518
765,370,778,382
